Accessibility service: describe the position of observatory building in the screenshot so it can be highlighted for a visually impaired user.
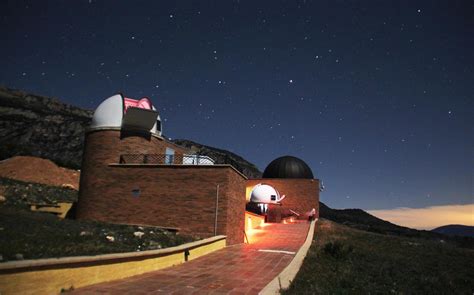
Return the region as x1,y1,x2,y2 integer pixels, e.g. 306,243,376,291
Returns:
246,156,319,223
77,94,320,245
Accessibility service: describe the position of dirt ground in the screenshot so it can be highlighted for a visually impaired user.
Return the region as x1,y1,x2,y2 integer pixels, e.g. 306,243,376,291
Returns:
0,156,79,189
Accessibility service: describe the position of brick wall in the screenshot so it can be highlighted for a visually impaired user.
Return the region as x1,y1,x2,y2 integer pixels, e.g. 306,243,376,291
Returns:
77,130,246,245
246,178,320,219
223,169,246,244
80,129,189,166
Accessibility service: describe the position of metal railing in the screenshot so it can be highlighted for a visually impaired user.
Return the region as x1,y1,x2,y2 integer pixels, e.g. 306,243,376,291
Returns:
119,154,215,165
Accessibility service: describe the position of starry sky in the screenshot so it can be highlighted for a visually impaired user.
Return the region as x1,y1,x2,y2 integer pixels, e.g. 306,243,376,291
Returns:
1,1,473,212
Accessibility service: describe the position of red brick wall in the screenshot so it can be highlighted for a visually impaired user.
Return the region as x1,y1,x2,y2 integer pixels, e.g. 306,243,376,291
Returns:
77,130,246,245
79,130,189,166
223,169,246,244
246,178,320,218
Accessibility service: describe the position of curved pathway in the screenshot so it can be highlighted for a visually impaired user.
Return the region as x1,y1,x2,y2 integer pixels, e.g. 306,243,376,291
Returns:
74,221,310,294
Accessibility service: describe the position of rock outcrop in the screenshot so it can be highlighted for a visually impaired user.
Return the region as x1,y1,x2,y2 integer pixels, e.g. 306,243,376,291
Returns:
0,87,92,169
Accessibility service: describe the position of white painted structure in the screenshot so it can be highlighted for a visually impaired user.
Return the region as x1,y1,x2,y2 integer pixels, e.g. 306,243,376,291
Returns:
250,184,286,204
182,154,215,165
90,94,162,136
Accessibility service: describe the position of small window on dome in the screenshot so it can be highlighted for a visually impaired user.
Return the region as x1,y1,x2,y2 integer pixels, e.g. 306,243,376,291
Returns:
156,119,162,132
270,195,276,201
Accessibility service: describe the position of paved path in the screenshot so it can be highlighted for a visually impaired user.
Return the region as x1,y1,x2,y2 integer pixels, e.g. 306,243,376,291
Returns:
74,221,310,294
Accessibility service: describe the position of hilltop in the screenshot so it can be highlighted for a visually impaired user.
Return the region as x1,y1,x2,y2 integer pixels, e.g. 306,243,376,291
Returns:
432,225,474,238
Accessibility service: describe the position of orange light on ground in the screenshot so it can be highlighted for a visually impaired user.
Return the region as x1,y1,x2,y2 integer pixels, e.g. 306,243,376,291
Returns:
246,228,265,244
245,222,273,244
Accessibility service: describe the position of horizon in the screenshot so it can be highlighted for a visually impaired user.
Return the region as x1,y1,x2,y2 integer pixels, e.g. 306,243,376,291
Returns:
1,1,472,215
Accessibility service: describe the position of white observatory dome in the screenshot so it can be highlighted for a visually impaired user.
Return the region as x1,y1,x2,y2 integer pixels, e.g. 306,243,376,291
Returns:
250,184,285,204
90,94,162,136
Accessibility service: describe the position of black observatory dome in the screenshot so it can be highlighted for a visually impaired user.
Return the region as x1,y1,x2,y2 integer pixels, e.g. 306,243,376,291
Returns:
263,156,314,179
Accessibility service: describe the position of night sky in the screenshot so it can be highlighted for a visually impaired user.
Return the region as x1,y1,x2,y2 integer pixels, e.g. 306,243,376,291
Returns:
2,1,473,212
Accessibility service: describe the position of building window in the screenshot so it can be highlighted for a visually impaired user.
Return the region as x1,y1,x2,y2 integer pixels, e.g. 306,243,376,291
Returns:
165,147,175,164
132,188,140,197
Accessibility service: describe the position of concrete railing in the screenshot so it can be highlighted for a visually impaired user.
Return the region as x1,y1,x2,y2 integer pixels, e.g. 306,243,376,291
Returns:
0,235,226,295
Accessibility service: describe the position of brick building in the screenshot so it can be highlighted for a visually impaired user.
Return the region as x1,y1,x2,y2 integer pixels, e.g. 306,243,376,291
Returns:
77,94,320,245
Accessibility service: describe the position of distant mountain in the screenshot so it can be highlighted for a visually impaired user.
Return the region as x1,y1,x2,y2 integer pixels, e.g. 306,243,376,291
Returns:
0,87,261,177
319,202,474,248
432,225,474,238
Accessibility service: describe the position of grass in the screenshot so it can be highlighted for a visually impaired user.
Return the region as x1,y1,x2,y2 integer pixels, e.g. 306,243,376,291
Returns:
0,177,196,262
0,207,195,262
0,177,78,208
283,219,474,294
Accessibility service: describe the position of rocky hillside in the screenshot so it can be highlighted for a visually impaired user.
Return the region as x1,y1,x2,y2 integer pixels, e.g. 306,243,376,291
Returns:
0,87,92,169
172,139,262,178
0,87,261,177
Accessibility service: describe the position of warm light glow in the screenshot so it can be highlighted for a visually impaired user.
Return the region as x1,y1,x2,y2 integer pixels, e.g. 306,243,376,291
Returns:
245,185,254,202
246,216,252,232
368,203,474,230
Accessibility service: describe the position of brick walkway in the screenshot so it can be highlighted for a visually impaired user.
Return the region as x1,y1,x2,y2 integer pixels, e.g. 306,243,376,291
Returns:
74,221,310,294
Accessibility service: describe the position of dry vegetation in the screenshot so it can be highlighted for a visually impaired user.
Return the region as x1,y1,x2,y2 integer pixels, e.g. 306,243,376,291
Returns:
283,219,474,294
0,177,194,262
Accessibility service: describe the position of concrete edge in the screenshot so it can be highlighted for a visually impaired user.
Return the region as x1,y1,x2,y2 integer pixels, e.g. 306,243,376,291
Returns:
259,219,317,295
109,163,249,179
0,235,226,271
